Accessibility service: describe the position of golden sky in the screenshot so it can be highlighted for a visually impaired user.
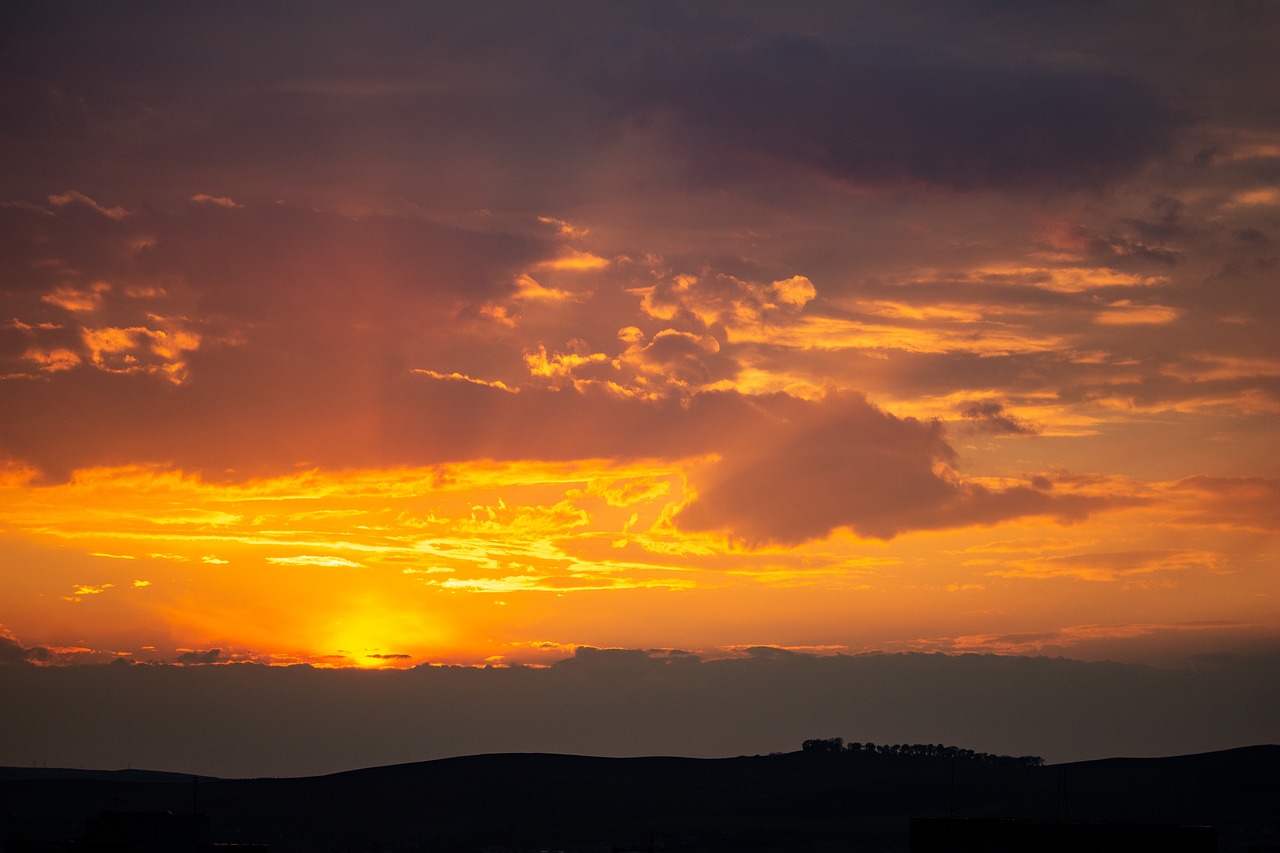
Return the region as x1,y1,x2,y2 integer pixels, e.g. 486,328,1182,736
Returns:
2,1,1278,673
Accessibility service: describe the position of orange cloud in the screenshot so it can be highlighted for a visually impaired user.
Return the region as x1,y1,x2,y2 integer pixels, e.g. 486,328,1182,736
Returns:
42,282,109,313
190,194,244,208
1167,476,1280,532
984,549,1220,582
1094,302,1179,325
80,320,201,383
47,191,128,219
22,347,80,372
537,250,610,271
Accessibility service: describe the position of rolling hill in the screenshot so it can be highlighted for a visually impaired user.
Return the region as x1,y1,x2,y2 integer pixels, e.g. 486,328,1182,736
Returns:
1,745,1276,852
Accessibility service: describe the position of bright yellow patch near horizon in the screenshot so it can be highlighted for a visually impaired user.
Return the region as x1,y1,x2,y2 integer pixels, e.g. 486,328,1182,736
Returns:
0,459,1273,667
0,460,702,664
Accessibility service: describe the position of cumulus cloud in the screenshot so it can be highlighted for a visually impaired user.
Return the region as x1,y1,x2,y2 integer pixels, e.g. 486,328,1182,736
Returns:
769,276,816,308
622,329,733,389
675,392,1110,544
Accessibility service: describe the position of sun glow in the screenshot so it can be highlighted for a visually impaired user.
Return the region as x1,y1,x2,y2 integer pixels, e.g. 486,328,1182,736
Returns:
0,460,711,665
1,451,1270,667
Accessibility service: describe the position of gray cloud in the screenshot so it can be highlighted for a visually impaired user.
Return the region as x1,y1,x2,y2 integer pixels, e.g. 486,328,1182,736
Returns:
0,648,1275,777
0,1,1208,216
615,34,1180,191
176,648,222,665
959,400,1040,436
675,392,1111,544
0,633,50,666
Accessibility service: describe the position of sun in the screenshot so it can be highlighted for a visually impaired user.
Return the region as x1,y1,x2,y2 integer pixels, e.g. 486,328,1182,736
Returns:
322,606,449,668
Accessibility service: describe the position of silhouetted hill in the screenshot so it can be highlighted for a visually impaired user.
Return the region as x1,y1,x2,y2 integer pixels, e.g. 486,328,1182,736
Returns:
0,766,218,783
2,746,1276,852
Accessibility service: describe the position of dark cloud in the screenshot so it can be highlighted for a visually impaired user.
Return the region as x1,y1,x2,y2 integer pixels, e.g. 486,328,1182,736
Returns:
675,392,956,543
1235,227,1270,246
0,632,50,666
2,369,1128,541
959,400,1040,436
741,645,798,659
0,1,1198,217
675,392,1107,544
1122,196,1185,243
0,198,555,479
0,636,28,665
1056,374,1280,417
609,33,1181,191
176,648,222,665
0,649,1275,777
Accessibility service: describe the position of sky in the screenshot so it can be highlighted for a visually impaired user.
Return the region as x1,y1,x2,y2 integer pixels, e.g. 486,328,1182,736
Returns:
1,1,1278,772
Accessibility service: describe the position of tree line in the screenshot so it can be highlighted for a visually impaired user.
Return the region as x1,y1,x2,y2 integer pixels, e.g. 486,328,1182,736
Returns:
800,737,1044,767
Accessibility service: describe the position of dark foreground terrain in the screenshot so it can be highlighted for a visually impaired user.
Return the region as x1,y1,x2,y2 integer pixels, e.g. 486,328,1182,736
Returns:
1,746,1276,852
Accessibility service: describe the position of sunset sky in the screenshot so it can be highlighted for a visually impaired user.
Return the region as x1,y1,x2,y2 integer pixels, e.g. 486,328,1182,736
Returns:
2,0,1278,740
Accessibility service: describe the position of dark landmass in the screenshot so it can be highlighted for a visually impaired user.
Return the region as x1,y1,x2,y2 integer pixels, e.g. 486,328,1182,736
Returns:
1,745,1276,852
0,767,217,784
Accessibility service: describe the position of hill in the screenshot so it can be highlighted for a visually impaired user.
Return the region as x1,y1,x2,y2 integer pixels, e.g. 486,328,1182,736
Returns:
1,746,1276,852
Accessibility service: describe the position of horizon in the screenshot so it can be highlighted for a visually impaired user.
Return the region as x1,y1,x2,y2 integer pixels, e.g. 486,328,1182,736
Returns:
4,741,1275,853
1,1,1278,777
6,742,1278,779
3,646,1277,778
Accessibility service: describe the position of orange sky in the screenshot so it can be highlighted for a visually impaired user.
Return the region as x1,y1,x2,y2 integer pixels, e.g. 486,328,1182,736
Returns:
2,1,1278,672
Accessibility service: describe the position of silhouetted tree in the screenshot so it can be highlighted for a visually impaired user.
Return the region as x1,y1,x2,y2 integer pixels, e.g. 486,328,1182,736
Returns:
800,738,1042,766
801,737,844,754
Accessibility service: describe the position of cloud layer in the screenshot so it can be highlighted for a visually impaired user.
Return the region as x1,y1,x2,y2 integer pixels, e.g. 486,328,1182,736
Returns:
0,0,1276,675
2,649,1276,777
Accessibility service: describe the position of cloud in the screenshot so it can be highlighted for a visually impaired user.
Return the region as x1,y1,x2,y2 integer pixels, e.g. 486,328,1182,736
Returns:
0,0,1275,683
47,191,128,220
41,282,110,313
1094,302,1179,326
958,400,1040,436
769,276,816,308
623,329,732,389
80,321,202,384
674,392,1113,545
986,549,1220,582
21,346,80,372
176,648,222,665
265,556,366,569
190,193,243,208
0,650,1276,776
611,33,1181,191
1169,476,1280,532
2,362,1129,546
0,629,51,666
1235,227,1270,246
899,621,1279,664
